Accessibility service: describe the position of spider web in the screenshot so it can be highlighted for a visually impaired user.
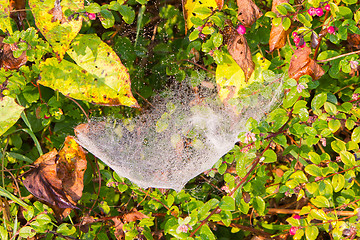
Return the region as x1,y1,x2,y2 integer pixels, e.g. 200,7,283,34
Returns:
75,78,283,191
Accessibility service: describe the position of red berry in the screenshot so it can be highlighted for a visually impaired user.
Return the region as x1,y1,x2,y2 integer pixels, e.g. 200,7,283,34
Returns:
292,32,298,38
315,8,324,17
293,36,300,44
289,227,298,235
293,215,301,220
87,13,97,20
327,26,335,34
324,4,330,11
298,42,306,48
308,7,316,16
236,25,246,35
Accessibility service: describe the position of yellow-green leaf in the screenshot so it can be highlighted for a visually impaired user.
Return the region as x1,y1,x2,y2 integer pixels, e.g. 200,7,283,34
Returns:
0,97,24,136
0,0,13,34
182,0,222,30
29,0,83,60
39,37,139,108
215,52,270,102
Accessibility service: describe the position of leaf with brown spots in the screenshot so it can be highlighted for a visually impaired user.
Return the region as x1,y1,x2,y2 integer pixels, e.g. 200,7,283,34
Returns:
28,0,83,61
0,37,27,70
288,46,325,81
39,34,139,107
224,26,254,81
182,0,223,31
268,0,289,52
0,0,13,34
22,136,87,214
236,0,262,27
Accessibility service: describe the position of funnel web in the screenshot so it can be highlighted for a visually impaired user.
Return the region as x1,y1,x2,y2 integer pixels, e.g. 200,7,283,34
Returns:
75,78,283,191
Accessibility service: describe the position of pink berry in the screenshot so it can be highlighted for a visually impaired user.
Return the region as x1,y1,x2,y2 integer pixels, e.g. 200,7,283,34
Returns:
315,8,324,17
324,4,330,11
293,36,300,44
292,32,298,38
308,7,316,16
44,114,50,119
298,42,306,48
327,26,335,34
289,226,298,235
293,215,301,220
87,13,96,20
237,25,246,35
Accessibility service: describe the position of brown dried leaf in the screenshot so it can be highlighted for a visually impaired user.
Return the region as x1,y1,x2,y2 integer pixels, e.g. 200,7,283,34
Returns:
58,136,87,202
268,0,289,52
225,26,254,81
269,24,288,52
112,217,125,240
347,33,360,49
288,46,325,81
22,136,87,213
236,0,262,27
22,149,77,209
123,210,149,223
0,39,27,70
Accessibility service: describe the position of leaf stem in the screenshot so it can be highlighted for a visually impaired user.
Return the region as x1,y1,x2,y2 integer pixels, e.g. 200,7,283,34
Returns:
316,49,360,63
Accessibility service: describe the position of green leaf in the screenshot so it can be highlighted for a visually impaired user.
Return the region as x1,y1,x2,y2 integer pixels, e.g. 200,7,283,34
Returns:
212,33,223,48
85,3,101,13
305,226,319,240
310,196,330,208
29,0,83,60
189,29,200,41
310,209,328,221
282,17,291,31
200,224,216,240
351,127,360,143
253,196,265,215
276,5,287,15
324,102,337,115
263,149,277,163
308,152,321,164
328,119,340,133
311,93,327,110
332,174,345,192
0,96,24,136
219,196,235,211
0,0,13,34
340,151,356,167
0,225,8,240
0,186,29,209
331,140,346,153
39,34,139,107
100,9,115,29
19,226,36,238
305,164,323,177
119,5,135,24
198,199,219,221
57,223,76,235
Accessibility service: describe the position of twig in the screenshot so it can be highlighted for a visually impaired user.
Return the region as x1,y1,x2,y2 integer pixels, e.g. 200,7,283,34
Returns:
64,96,90,122
267,208,355,216
316,50,360,63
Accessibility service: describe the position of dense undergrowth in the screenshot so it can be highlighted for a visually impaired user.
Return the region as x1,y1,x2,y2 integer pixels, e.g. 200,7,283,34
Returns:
1,0,360,239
